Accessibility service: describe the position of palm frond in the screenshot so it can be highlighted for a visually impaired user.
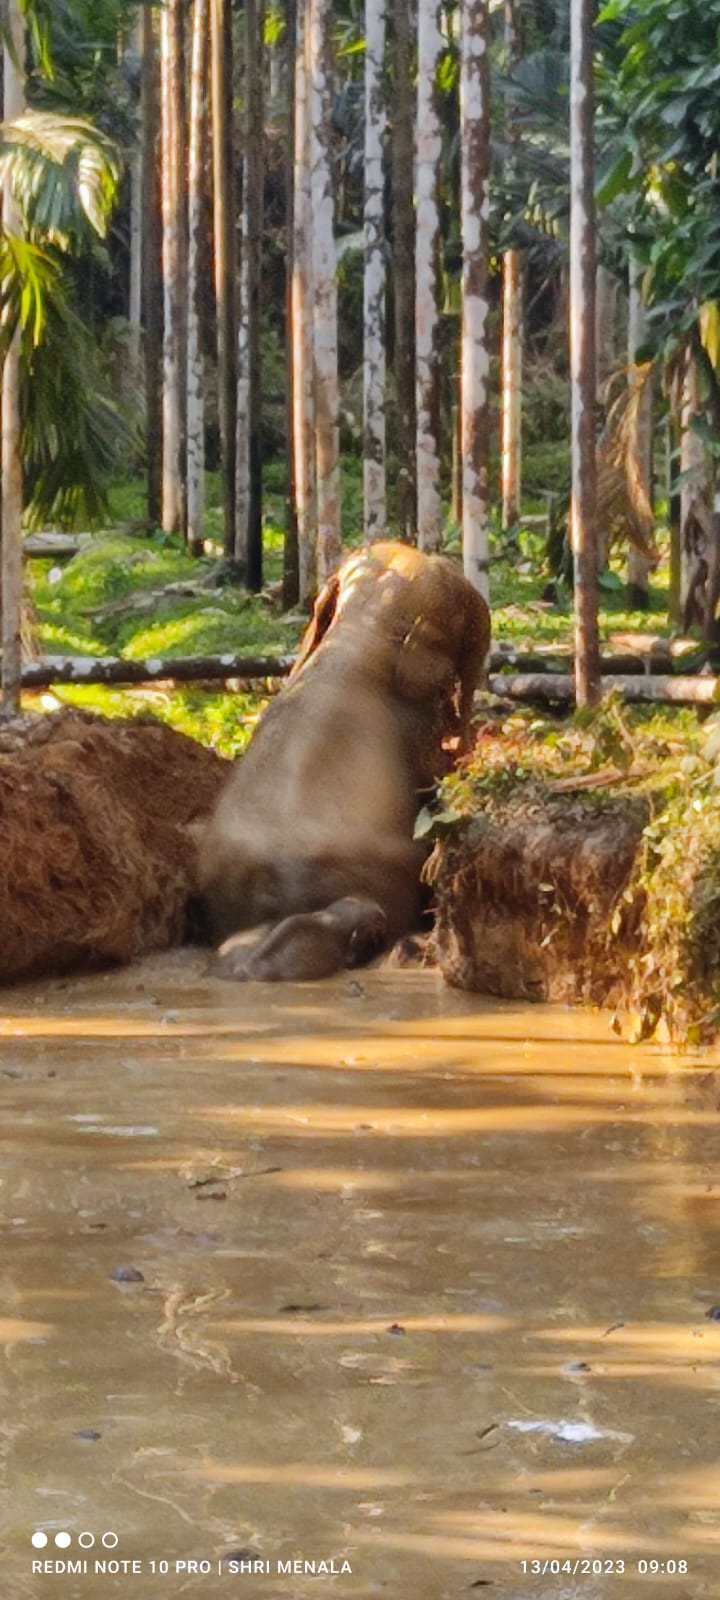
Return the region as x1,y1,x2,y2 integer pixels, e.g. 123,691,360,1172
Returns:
0,111,121,248
21,293,138,529
0,231,61,348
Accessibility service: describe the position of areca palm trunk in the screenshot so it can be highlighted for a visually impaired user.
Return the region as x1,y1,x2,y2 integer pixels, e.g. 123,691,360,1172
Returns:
186,0,209,556
501,0,523,533
282,0,300,606
569,0,601,707
309,0,341,580
160,0,187,538
141,2,162,525
1,0,25,713
128,11,143,394
415,0,443,551
210,0,237,557
595,263,617,386
460,0,491,598
290,0,316,600
390,0,416,541
680,351,710,619
237,0,265,589
626,258,653,610
363,0,387,541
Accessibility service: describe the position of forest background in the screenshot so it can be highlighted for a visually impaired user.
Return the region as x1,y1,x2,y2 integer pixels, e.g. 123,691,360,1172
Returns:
1,0,720,746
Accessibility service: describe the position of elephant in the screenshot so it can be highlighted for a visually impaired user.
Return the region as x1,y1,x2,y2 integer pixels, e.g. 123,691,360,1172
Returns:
198,541,490,980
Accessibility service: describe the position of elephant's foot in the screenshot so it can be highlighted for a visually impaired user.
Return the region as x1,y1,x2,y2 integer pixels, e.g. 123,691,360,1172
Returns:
213,896,388,982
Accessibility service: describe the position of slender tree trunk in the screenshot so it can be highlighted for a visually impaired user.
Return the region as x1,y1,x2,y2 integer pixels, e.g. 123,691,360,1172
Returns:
1,0,25,714
595,263,617,387
460,0,491,597
390,0,416,541
235,182,250,566
415,0,443,550
680,350,710,618
160,0,187,538
501,250,523,531
210,0,237,557
237,0,265,589
141,2,162,525
186,0,208,556
127,15,144,398
363,0,387,541
501,0,523,533
450,391,461,524
282,0,300,608
291,0,316,601
569,0,600,707
309,0,342,580
666,397,683,626
626,257,653,610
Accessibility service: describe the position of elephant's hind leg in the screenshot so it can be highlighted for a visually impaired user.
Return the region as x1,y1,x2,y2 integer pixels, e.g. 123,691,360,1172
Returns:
213,896,387,982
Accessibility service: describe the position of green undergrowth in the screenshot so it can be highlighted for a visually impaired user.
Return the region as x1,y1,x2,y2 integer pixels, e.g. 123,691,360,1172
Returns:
29,523,297,756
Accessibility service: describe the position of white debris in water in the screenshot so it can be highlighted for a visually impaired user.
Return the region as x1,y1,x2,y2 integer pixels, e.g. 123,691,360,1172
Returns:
507,1419,633,1445
80,1125,160,1138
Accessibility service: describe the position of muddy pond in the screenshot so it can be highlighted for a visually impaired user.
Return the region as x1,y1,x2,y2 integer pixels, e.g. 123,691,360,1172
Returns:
1,954,719,1599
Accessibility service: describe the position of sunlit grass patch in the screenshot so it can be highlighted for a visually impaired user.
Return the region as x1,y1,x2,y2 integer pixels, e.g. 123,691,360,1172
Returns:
119,598,294,661
34,533,199,611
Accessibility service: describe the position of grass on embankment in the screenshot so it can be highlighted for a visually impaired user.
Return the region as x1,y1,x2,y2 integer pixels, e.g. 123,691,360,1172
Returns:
426,696,720,1042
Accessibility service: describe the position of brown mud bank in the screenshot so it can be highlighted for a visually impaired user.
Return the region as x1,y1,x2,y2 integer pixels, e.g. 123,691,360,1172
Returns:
430,778,720,1044
0,712,226,984
5,708,720,1046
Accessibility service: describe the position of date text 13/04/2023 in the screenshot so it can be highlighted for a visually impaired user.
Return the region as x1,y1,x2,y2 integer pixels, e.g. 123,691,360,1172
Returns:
520,1560,688,1577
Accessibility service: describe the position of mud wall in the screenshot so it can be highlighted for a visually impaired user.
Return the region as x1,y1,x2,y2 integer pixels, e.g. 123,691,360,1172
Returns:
430,793,648,1006
0,713,226,983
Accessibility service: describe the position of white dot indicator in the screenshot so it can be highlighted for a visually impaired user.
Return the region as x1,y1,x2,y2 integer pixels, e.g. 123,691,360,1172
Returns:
79,1532,95,1549
102,1532,119,1549
31,1532,48,1549
55,1532,72,1549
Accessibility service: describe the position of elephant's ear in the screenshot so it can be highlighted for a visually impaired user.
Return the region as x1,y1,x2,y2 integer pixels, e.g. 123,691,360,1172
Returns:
456,589,492,746
291,572,341,675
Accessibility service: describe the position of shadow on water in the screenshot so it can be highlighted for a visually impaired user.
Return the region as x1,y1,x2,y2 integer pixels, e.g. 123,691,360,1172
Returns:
0,951,719,1597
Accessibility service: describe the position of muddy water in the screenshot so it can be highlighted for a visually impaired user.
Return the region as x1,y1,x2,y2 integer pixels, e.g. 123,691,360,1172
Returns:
1,954,719,1600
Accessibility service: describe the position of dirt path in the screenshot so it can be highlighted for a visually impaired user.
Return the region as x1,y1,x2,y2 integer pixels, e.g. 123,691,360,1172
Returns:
0,954,718,1598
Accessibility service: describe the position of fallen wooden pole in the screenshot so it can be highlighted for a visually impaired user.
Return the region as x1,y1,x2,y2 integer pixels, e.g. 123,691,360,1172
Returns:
20,652,296,689
18,645,689,690
489,672,720,706
15,653,717,698
490,646,676,675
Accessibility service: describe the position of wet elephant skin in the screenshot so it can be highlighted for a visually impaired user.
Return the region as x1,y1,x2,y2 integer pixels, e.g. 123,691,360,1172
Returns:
199,543,490,979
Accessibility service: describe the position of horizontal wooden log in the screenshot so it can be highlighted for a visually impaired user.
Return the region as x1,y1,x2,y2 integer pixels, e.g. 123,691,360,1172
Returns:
489,672,720,706
19,645,683,688
13,649,713,697
490,645,675,675
20,653,296,688
23,534,90,560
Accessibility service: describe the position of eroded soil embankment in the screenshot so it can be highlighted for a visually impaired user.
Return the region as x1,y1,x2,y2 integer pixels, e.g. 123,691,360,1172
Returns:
0,712,226,983
430,792,646,1005
429,783,720,1041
